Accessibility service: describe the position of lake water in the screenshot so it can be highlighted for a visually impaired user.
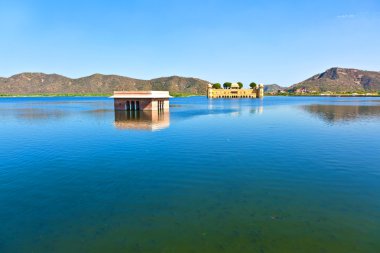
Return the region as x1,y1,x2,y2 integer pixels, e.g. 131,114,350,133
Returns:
0,96,379,253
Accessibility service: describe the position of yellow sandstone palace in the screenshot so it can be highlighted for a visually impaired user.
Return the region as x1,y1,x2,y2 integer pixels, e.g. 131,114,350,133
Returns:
207,83,264,99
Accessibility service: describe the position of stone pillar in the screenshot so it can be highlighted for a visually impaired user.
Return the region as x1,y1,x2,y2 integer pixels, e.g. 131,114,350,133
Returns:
151,100,158,110
163,99,170,110
207,83,213,98
257,84,264,98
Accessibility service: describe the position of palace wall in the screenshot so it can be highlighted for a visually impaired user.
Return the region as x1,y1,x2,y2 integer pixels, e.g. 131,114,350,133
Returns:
208,89,258,98
207,85,264,99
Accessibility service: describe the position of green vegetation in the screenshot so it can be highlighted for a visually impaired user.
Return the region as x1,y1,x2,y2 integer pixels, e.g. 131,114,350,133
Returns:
265,91,380,97
212,83,222,89
0,92,200,98
169,92,199,97
0,93,112,97
210,81,260,90
223,82,232,89
250,82,257,89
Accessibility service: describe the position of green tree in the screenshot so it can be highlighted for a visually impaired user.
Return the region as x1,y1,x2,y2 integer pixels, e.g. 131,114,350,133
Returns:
223,82,232,89
250,82,257,89
237,82,243,89
212,83,222,89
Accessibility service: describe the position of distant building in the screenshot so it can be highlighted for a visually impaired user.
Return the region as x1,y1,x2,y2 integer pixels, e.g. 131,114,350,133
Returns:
207,83,264,99
294,88,308,94
111,91,171,111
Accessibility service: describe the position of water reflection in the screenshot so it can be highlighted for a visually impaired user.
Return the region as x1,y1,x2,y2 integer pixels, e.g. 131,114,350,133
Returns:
114,110,170,131
302,104,380,123
250,105,264,115
0,108,68,121
206,98,264,116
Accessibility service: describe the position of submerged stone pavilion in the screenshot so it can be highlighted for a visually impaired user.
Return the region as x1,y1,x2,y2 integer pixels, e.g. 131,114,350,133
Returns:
111,91,171,111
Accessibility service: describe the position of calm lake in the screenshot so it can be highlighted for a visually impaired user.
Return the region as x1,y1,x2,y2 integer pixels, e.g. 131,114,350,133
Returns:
0,96,379,253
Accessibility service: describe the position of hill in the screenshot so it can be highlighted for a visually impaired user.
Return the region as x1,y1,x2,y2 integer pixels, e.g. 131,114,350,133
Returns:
264,84,286,93
0,73,209,95
290,68,380,93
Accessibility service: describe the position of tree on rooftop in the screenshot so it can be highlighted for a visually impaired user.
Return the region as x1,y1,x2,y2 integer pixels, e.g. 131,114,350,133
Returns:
223,82,232,89
212,83,222,89
237,82,243,89
250,82,257,89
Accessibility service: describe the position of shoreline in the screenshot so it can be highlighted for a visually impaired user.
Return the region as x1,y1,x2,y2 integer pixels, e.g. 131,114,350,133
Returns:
1,94,379,98
0,93,200,98
0,94,112,98
265,94,380,97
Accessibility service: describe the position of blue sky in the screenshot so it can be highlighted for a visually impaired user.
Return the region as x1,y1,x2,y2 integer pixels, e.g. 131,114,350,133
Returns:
0,0,379,86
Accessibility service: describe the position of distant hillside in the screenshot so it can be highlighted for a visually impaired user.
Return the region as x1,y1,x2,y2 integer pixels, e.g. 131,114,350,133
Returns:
264,84,286,93
0,73,209,95
290,68,380,93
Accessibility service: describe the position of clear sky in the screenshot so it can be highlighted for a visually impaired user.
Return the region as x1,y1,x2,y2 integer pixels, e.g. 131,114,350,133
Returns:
0,0,379,86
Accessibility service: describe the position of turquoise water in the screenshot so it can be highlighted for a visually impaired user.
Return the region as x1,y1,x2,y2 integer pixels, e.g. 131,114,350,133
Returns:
0,96,379,253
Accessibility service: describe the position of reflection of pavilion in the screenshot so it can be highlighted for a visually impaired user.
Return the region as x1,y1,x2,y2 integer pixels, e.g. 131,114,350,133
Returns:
250,106,264,115
114,110,170,131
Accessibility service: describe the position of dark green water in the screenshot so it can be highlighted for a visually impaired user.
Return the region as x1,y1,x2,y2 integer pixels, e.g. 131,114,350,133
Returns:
0,96,379,253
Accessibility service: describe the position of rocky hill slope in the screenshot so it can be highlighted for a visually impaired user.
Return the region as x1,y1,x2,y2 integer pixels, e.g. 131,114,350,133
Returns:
0,73,209,95
290,68,380,93
264,84,286,93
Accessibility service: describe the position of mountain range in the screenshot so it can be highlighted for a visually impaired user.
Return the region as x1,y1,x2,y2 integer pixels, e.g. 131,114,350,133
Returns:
1,67,380,95
263,84,286,93
265,68,380,94
289,68,380,93
0,73,208,95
